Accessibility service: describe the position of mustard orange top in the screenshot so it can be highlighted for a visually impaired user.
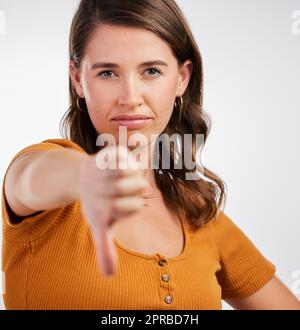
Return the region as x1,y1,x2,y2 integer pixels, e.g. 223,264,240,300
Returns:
1,139,276,310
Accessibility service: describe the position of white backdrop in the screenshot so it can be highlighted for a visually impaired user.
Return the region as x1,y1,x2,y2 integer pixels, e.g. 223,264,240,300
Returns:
0,0,299,310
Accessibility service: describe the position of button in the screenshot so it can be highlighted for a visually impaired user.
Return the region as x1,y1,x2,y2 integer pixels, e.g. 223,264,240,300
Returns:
161,274,170,282
164,295,173,304
158,259,167,266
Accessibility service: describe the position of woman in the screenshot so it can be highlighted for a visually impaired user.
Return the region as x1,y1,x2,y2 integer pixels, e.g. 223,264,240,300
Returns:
2,0,300,310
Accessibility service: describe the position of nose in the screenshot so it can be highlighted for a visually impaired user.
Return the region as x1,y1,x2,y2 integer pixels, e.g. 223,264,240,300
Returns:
117,76,143,108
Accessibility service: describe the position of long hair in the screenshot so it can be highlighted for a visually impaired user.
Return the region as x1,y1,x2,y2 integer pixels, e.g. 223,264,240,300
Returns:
60,0,227,230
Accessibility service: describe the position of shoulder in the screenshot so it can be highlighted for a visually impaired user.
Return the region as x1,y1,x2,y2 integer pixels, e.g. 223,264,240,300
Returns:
7,138,85,166
207,210,256,251
207,210,234,234
41,138,85,153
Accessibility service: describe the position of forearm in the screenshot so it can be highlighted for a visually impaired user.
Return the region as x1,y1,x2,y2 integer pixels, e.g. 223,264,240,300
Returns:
15,149,89,211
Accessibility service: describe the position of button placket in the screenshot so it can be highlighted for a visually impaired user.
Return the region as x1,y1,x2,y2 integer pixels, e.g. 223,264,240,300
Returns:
161,274,170,282
158,259,167,266
164,295,173,304
156,254,174,305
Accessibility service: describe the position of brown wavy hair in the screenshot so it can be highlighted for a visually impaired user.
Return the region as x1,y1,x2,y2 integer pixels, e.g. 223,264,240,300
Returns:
60,0,227,230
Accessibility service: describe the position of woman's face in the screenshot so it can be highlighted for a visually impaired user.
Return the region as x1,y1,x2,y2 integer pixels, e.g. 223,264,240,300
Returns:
70,24,193,147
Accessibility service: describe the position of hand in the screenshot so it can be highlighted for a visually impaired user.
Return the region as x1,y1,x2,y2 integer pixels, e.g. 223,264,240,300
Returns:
78,144,149,277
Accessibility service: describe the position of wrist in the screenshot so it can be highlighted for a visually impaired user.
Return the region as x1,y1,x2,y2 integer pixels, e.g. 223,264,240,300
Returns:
70,152,90,202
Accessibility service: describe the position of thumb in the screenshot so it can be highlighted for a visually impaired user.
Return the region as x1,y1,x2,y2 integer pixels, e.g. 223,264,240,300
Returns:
93,223,117,277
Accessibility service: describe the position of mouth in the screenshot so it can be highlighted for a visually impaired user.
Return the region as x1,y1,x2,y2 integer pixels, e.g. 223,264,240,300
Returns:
111,118,152,129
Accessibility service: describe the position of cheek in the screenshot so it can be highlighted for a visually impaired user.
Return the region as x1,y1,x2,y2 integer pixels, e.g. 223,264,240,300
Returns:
153,89,176,126
83,81,112,128
84,81,109,111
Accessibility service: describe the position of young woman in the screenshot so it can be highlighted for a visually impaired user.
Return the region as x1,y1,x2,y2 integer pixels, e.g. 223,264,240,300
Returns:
2,0,300,310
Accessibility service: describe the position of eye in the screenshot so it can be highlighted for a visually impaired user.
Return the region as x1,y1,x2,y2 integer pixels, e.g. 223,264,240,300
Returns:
145,67,161,77
96,67,162,79
97,70,116,79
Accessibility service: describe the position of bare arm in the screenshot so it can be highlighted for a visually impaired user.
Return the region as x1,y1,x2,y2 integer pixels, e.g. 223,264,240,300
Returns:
225,275,300,310
4,148,89,217
4,145,149,276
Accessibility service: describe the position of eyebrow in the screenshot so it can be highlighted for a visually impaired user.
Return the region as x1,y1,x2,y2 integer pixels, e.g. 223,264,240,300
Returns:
91,60,168,70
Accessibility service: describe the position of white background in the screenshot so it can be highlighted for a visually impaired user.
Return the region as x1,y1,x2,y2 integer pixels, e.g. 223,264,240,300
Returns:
0,0,299,310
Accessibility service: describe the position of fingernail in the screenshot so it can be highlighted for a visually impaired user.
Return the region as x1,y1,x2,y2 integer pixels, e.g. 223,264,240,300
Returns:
103,270,114,277
102,265,114,277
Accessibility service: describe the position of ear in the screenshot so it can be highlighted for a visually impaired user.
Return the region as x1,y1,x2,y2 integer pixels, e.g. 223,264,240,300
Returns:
69,60,84,97
177,59,193,96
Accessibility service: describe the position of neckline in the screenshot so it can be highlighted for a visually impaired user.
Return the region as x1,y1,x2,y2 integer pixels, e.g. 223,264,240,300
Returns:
112,212,190,262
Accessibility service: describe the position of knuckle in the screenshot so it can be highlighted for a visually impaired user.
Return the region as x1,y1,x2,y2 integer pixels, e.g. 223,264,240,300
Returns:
111,199,119,213
117,168,128,177
114,180,125,194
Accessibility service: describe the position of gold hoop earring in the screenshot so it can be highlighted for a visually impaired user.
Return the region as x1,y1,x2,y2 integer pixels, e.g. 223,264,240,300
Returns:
175,96,184,123
175,96,183,111
76,96,88,113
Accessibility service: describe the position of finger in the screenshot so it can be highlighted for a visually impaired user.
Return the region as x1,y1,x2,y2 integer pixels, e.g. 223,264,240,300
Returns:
99,145,141,169
98,176,149,197
109,201,147,224
91,221,117,277
94,145,137,172
105,167,140,179
112,196,145,214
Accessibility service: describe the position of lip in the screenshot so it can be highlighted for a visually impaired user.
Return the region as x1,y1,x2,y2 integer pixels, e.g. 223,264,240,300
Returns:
111,114,151,121
111,118,152,129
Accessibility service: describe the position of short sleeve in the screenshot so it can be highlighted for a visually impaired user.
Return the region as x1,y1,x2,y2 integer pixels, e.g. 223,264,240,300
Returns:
209,211,276,299
1,138,84,242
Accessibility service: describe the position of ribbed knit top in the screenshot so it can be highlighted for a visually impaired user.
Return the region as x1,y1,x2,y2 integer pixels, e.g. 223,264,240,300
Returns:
1,139,276,310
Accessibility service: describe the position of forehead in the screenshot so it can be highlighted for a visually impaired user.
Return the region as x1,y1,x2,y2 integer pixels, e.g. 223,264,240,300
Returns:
84,24,177,65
